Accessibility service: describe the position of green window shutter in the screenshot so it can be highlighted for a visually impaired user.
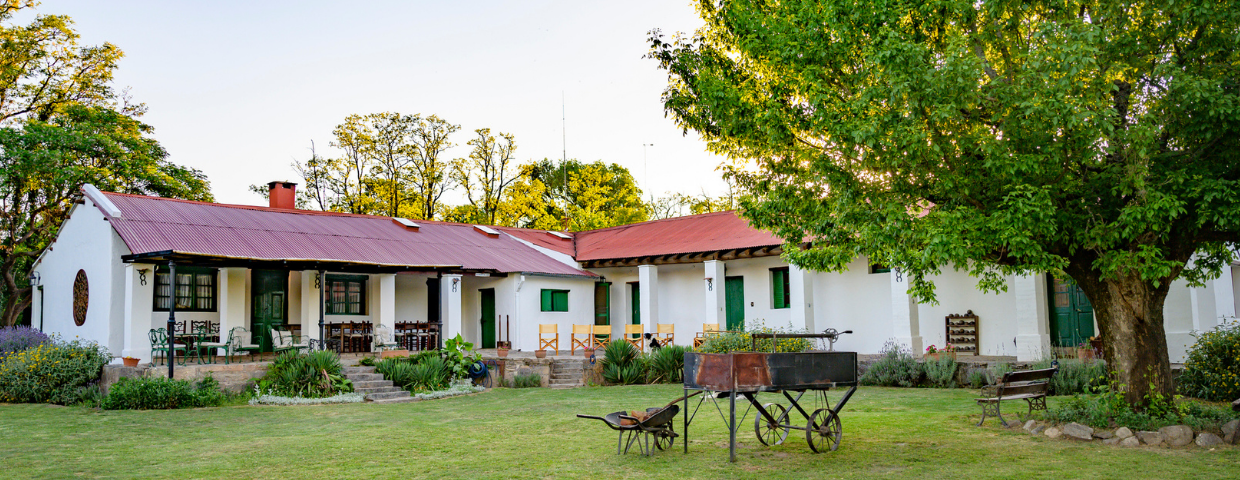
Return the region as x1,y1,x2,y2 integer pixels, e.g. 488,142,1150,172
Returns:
772,268,790,309
541,289,553,311
552,290,569,312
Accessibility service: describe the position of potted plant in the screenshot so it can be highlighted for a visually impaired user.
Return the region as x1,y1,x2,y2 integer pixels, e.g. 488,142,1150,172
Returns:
497,345,510,358
582,346,594,358
534,349,547,359
1077,338,1096,360
925,344,956,361
121,356,141,367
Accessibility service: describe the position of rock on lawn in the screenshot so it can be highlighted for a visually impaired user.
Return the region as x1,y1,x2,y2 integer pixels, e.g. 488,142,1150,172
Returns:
1195,433,1223,447
1137,431,1165,446
1115,427,1134,439
1063,422,1094,441
1158,425,1194,447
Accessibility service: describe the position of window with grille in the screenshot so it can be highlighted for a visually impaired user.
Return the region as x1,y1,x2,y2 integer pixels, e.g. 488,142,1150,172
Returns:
540,289,569,312
771,267,791,309
326,275,367,315
153,267,217,312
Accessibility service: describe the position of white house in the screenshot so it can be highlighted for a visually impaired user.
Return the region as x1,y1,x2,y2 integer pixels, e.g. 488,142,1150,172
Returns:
30,183,1239,363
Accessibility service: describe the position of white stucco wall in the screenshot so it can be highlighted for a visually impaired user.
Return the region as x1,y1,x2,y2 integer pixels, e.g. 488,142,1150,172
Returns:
811,257,893,354
913,268,1020,357
32,200,130,359
507,275,594,352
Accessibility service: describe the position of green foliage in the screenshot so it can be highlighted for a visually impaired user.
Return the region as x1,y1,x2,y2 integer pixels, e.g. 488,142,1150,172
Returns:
860,341,921,388
358,356,376,367
101,374,223,410
1044,378,1237,432
442,334,481,380
600,340,645,385
966,368,991,389
649,0,1240,404
505,158,648,231
376,353,450,393
923,355,958,388
257,350,351,398
646,345,690,384
1030,358,1107,396
0,337,111,404
511,373,541,388
696,322,812,353
1178,323,1240,402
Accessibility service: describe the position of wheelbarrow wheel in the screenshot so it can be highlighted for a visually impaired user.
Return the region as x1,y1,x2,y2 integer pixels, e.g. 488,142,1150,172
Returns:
806,408,842,453
653,428,675,451
754,403,790,446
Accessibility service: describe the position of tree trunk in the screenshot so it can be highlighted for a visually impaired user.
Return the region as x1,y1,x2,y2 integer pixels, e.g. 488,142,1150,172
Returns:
1067,264,1175,407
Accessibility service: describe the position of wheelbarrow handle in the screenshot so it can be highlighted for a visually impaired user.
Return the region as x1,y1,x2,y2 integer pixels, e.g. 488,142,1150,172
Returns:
576,414,605,421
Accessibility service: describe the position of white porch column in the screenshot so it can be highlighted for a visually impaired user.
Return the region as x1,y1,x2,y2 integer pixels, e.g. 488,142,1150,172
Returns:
890,269,923,356
1212,266,1235,327
1014,274,1051,361
703,260,726,328
122,264,155,362
441,274,463,342
299,270,321,342
218,268,247,346
377,273,396,332
789,264,815,332
638,265,659,336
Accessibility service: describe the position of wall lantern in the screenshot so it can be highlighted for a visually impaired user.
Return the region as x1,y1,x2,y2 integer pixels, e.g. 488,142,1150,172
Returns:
27,271,40,286
705,277,714,291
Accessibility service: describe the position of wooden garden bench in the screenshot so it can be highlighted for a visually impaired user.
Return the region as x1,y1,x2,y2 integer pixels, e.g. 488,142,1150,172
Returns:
975,366,1057,427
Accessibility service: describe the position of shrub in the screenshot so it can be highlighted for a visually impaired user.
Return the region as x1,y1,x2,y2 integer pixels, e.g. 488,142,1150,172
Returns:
1178,323,1240,401
965,367,991,388
923,355,958,388
102,374,224,410
600,340,644,385
512,373,542,388
696,322,812,354
1030,358,1106,396
1043,382,1238,432
250,392,365,406
377,354,450,393
0,337,111,404
860,340,921,387
0,326,51,360
358,356,376,367
647,345,690,383
257,350,351,398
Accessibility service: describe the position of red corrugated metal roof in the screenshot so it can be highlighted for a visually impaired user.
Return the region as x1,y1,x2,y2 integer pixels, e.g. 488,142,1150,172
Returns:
573,210,783,261
100,192,594,277
495,226,576,256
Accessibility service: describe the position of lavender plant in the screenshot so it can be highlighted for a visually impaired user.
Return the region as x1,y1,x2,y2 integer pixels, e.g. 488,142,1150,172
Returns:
0,326,51,360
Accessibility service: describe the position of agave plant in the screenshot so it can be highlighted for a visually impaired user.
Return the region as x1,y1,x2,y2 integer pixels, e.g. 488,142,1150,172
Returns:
647,345,690,383
601,341,645,385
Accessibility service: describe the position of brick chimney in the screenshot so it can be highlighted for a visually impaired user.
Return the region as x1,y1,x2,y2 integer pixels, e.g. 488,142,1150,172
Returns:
267,181,297,209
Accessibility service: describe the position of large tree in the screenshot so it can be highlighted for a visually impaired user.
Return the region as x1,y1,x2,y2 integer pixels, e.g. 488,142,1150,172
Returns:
650,0,1240,405
509,159,648,231
450,128,518,225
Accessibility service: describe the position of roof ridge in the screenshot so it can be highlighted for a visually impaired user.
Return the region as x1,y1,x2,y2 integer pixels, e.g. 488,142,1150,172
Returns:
574,209,740,236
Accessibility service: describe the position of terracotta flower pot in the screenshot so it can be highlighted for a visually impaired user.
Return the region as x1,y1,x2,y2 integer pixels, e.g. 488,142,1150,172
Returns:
535,349,547,359
582,348,594,357
497,348,510,358
1077,348,1095,360
122,357,140,367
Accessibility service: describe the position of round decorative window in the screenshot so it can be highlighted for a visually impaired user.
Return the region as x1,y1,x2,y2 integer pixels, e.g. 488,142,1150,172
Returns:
72,269,88,326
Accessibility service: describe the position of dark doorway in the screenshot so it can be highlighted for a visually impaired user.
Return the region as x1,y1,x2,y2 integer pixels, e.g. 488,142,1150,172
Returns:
594,282,611,325
251,269,288,352
725,276,745,331
1049,275,1095,347
480,288,496,348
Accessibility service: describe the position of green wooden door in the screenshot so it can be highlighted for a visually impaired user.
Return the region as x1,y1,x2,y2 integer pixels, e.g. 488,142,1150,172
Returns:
1050,276,1095,347
251,270,288,352
594,282,611,325
480,288,496,349
630,282,640,324
725,276,745,331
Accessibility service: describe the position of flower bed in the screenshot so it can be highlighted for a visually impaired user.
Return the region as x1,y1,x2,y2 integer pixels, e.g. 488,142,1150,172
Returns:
249,392,365,406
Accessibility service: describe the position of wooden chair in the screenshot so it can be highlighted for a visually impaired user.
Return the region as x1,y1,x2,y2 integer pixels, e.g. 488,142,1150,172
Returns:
539,324,559,353
571,325,592,355
654,324,675,346
624,324,644,352
591,325,611,349
694,323,720,348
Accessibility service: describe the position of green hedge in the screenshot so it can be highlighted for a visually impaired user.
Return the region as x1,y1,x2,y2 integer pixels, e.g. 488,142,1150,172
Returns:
0,338,111,405
102,375,224,410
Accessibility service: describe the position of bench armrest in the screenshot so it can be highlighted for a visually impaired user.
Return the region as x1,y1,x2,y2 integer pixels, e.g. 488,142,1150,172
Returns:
980,384,999,397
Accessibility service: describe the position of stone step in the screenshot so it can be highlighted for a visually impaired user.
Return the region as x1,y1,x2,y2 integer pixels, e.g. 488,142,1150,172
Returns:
549,384,580,389
342,366,376,375
551,374,582,381
366,390,412,400
345,373,384,382
370,396,419,404
356,386,403,394
352,380,394,389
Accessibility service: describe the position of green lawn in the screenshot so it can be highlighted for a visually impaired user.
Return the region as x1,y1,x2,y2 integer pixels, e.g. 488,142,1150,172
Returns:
1,385,1236,479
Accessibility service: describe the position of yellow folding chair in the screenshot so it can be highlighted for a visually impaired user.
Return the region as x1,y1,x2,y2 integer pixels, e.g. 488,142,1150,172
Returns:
571,324,592,355
655,323,674,346
694,323,720,348
625,324,644,352
591,325,611,349
538,324,559,353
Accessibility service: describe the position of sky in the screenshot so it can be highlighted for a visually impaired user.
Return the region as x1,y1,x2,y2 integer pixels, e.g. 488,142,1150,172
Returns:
27,1,725,206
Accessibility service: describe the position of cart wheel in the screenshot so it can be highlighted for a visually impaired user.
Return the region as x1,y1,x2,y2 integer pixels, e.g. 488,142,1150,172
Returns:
754,403,791,446
806,408,842,453
653,428,676,450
